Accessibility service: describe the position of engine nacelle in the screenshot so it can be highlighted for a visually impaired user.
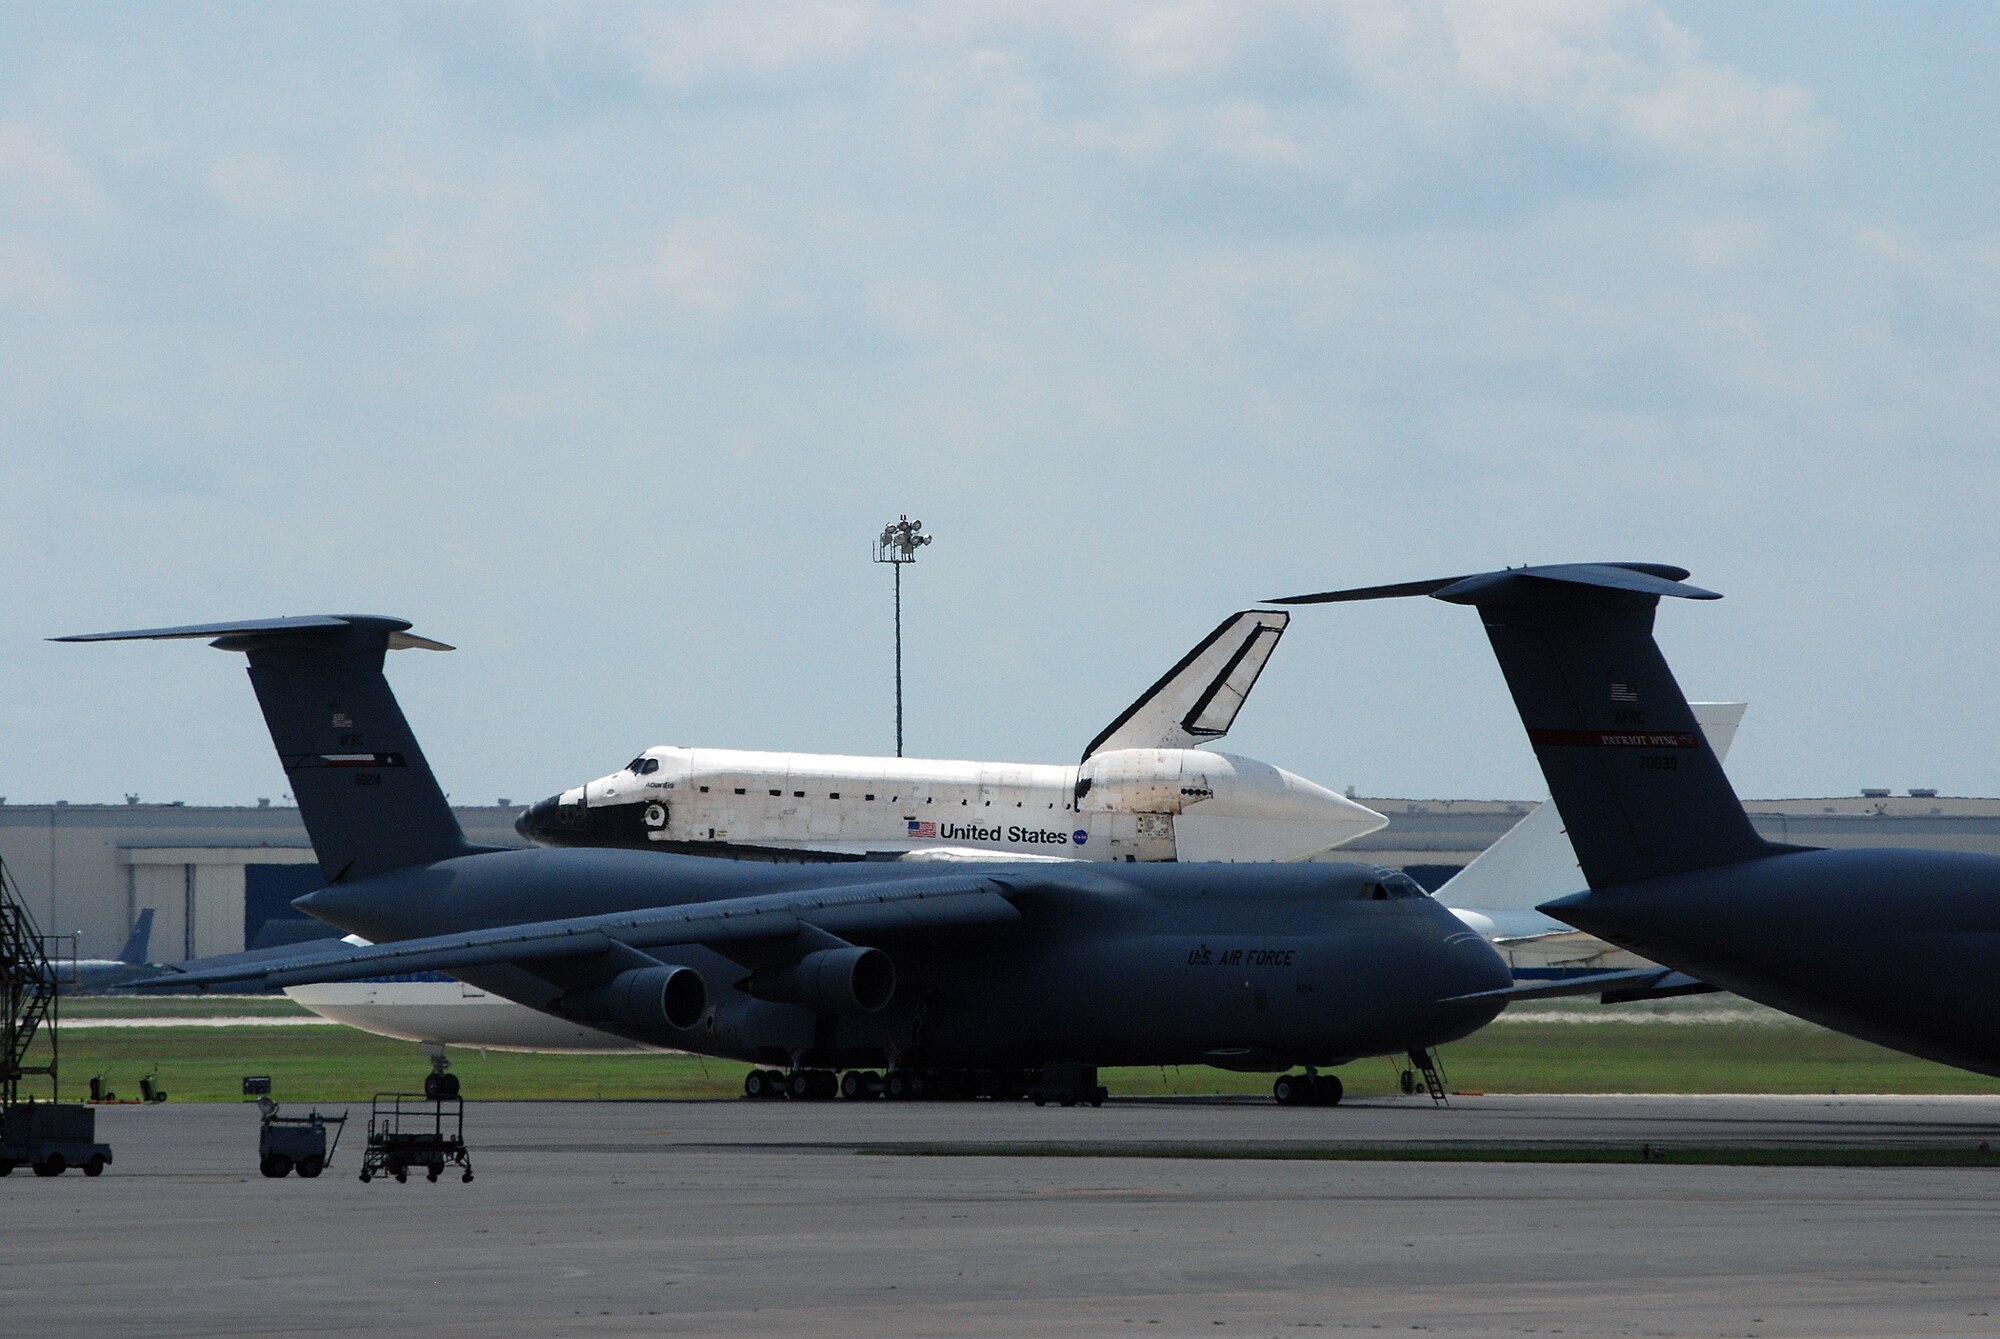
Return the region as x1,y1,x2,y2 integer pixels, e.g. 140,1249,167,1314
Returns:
560,964,707,1032
745,946,895,1013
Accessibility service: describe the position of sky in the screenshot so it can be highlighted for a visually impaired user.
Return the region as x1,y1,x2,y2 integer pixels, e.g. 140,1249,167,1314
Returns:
3,1,1996,809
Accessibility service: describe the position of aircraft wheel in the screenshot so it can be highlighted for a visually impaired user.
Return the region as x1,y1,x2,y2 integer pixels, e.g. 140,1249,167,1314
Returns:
788,1071,813,1099
1089,1088,1106,1108
423,1073,446,1101
84,1154,107,1177
1399,1069,1418,1096
441,1073,461,1099
35,1154,66,1177
840,1071,870,1100
885,1072,910,1100
297,1156,323,1178
1314,1075,1344,1107
1273,1075,1304,1106
744,1069,773,1099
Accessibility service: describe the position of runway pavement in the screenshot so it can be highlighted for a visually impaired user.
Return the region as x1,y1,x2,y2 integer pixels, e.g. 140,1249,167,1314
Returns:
4,1095,1998,1337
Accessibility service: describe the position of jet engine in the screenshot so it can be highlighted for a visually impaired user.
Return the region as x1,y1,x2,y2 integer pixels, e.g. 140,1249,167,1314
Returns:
558,964,707,1031
745,946,895,1013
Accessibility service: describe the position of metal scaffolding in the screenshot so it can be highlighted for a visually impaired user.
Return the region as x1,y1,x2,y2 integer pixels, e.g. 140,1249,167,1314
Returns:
1,855,60,1106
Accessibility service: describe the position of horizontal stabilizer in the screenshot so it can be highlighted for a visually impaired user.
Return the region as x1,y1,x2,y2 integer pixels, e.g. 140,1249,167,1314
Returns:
55,615,454,652
1272,562,1719,608
1084,610,1288,760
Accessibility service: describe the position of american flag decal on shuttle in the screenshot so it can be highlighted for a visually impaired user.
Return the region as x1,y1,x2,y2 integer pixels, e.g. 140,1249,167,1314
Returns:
1609,683,1638,702
907,820,936,838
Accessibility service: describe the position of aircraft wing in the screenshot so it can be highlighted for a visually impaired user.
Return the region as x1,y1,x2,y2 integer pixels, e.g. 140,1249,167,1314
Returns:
1443,966,1716,1004
139,874,1027,992
1083,610,1288,760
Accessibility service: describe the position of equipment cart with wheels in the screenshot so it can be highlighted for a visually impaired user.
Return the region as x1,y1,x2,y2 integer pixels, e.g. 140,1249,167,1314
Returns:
256,1097,346,1178
358,1093,473,1184
0,1101,113,1177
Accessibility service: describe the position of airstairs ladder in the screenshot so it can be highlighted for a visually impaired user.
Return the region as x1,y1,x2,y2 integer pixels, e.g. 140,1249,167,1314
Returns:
1408,1047,1449,1107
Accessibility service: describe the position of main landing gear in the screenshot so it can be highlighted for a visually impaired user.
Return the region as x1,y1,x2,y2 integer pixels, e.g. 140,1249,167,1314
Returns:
740,1065,1096,1104
1273,1071,1343,1107
743,1068,838,1100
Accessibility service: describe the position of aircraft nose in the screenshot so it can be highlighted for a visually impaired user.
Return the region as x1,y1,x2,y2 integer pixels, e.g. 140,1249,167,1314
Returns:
517,794,562,843
1421,927,1514,1042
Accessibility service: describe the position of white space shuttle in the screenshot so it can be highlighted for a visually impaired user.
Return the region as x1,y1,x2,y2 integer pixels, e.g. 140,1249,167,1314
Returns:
514,610,1386,865
290,611,1387,1054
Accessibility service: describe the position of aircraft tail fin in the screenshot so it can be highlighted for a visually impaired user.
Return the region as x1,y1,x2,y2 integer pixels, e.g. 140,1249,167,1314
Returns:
58,616,472,885
117,908,155,965
1083,610,1288,761
1437,702,1749,911
1277,564,1783,889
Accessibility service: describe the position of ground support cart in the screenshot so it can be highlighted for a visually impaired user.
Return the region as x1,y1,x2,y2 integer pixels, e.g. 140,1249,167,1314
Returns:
257,1097,346,1178
358,1093,473,1184
0,1101,113,1177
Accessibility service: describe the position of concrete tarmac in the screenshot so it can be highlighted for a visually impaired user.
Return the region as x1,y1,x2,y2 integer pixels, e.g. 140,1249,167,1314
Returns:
5,1094,1999,1338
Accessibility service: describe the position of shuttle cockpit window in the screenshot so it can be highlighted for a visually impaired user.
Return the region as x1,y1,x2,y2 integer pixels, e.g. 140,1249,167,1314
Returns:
626,756,661,776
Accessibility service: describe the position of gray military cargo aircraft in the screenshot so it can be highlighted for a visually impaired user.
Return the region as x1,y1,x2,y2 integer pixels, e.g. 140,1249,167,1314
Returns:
62,615,1510,1106
1277,561,2000,1080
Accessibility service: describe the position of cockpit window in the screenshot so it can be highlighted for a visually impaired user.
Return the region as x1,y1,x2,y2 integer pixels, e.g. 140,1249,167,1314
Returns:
626,757,660,776
1363,870,1430,901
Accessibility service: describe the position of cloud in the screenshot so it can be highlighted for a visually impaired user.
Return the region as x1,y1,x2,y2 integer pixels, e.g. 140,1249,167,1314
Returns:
0,3,1993,803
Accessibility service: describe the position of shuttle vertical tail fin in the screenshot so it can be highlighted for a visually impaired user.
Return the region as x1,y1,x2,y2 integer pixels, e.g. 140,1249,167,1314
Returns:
1277,564,1784,889
58,616,472,885
1083,610,1288,760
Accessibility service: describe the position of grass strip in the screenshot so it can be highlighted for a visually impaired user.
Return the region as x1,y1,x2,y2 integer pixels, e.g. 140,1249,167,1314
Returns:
22,1019,2000,1102
861,1143,2000,1168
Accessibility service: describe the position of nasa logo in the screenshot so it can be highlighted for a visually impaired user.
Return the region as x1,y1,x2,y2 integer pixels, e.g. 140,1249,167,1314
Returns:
1072,830,1088,846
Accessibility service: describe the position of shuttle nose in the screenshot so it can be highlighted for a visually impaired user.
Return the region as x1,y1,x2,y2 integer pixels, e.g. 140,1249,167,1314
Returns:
517,793,576,845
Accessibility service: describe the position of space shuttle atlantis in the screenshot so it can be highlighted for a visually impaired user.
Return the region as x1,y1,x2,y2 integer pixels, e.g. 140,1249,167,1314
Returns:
516,611,1386,865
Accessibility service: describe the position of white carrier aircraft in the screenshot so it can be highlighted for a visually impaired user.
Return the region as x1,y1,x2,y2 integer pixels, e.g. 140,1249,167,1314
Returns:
515,609,1386,865
289,610,1388,1058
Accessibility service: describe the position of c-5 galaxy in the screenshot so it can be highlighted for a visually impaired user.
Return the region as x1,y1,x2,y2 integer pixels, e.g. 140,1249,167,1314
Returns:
1277,562,2000,1079
67,615,1509,1106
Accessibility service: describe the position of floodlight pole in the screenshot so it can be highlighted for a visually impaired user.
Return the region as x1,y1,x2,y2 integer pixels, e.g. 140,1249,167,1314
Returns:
873,515,933,757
